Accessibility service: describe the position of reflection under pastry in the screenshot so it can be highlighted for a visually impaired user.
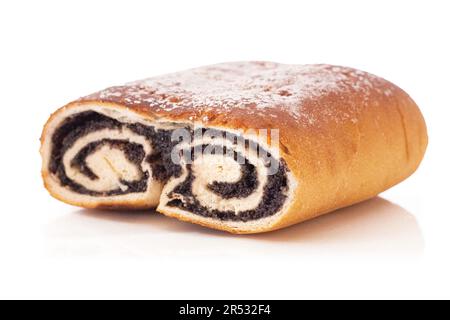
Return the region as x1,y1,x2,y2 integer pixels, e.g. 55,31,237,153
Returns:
45,196,423,258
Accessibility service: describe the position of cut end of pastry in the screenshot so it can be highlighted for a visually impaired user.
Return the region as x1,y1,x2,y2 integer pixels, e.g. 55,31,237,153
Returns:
41,102,296,232
156,127,297,234
41,103,179,209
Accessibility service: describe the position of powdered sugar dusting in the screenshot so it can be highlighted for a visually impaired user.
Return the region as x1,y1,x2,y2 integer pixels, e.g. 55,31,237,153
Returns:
87,62,385,123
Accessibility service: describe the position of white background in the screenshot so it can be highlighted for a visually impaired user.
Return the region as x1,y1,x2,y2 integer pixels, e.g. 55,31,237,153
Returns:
0,0,449,299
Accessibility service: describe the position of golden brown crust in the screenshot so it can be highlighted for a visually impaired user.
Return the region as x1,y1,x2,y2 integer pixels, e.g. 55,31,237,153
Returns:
41,62,428,233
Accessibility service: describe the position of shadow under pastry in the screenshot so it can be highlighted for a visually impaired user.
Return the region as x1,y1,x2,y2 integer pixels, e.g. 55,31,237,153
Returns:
45,196,424,258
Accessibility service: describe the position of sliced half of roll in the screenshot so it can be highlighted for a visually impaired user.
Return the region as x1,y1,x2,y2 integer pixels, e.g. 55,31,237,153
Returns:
40,62,427,233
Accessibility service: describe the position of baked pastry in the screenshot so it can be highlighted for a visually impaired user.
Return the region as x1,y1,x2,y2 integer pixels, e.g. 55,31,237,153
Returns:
40,62,427,233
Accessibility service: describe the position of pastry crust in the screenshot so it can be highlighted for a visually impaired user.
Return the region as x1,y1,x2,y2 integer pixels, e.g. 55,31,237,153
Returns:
40,62,427,233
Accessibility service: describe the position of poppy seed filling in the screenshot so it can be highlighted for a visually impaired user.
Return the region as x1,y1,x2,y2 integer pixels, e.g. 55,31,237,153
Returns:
49,111,289,220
